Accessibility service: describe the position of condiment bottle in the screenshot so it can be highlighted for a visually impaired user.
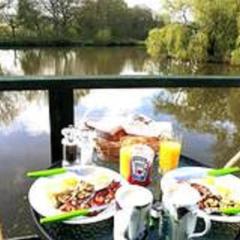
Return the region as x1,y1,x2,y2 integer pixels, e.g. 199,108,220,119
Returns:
120,143,154,186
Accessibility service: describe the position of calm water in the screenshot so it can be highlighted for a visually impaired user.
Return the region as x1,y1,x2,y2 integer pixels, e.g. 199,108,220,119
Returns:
1,47,240,237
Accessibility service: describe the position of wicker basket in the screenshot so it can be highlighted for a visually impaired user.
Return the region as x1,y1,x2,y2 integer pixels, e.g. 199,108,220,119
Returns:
95,137,121,162
95,136,159,162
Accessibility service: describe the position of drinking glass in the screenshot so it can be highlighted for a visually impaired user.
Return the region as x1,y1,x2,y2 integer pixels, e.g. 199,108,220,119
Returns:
159,132,182,174
78,128,96,165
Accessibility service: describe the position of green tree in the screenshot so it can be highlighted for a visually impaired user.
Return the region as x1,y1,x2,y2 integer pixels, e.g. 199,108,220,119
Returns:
188,31,208,63
146,23,192,61
74,0,156,42
94,28,112,44
0,0,159,45
146,0,240,64
0,0,18,39
39,0,78,38
128,6,157,40
73,0,98,40
17,0,43,37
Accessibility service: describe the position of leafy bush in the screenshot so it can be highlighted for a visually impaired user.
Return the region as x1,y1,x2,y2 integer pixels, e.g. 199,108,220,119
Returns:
231,48,240,65
188,32,209,63
146,28,167,59
146,0,240,64
94,29,112,45
146,24,191,61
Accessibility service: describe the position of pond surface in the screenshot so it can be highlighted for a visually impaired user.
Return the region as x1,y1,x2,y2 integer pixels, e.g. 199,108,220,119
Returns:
1,47,240,237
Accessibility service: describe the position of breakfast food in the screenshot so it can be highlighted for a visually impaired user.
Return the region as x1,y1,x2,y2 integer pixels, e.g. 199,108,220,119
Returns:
191,183,222,211
55,180,121,213
190,181,240,215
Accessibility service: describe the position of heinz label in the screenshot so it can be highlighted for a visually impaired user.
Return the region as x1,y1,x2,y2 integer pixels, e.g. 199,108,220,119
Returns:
129,144,154,186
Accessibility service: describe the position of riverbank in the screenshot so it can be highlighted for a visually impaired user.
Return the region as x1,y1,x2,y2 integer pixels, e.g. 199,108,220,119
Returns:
0,39,145,49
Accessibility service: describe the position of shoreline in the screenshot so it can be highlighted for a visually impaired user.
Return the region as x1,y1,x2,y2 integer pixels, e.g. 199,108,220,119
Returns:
0,40,146,49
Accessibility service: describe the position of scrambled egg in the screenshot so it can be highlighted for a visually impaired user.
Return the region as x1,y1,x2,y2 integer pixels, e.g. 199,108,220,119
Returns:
88,174,112,191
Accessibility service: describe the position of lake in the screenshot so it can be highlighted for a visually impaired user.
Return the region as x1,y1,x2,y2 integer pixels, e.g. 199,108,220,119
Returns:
1,47,240,237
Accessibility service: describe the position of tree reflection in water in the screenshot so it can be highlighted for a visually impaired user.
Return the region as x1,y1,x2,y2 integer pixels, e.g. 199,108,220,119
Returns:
17,47,148,75
0,91,47,127
0,89,90,127
153,88,240,167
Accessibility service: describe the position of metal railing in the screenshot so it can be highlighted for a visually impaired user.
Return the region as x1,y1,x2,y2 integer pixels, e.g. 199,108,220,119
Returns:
1,75,240,162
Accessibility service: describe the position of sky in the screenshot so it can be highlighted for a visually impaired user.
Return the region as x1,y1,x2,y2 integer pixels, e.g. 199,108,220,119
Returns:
126,0,162,12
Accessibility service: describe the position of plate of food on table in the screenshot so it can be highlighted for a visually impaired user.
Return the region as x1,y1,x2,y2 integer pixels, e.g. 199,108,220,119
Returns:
161,166,240,222
28,166,127,224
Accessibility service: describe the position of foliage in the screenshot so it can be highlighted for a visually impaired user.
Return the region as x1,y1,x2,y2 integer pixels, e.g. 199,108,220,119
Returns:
127,6,159,40
231,48,240,65
146,0,240,65
146,23,191,61
146,28,168,59
0,0,159,45
94,29,112,44
188,32,208,63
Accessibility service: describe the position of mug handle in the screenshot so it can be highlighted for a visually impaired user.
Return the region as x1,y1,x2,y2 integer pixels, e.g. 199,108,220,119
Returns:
188,212,211,239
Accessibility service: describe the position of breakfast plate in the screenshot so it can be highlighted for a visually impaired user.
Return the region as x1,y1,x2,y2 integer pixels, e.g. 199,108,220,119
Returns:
28,166,127,224
161,167,240,223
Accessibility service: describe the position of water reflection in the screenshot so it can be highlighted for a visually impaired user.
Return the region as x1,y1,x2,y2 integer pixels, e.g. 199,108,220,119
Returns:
0,47,149,75
0,91,47,129
153,88,240,167
0,88,90,237
2,47,240,75
0,90,51,237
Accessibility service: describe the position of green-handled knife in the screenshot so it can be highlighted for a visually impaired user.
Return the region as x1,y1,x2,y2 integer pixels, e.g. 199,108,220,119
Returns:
40,204,108,224
40,209,89,224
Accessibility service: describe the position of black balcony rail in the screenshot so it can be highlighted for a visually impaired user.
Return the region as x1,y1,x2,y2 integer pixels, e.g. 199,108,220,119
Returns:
1,75,240,163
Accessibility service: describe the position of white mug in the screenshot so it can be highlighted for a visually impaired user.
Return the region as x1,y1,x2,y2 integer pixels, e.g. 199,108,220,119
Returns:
114,185,153,240
167,207,211,240
162,184,211,240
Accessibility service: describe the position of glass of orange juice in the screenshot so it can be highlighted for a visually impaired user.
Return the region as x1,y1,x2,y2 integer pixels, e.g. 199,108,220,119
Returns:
120,145,132,180
159,133,182,174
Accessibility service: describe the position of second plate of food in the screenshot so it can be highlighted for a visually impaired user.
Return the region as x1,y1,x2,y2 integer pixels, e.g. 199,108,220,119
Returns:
161,167,240,223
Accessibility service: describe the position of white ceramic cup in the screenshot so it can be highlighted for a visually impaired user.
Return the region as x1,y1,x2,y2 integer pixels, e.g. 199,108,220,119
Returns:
167,207,211,240
162,184,211,240
114,185,153,240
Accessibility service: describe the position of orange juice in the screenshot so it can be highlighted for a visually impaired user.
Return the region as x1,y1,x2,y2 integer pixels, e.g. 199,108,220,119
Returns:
120,146,132,180
159,140,181,173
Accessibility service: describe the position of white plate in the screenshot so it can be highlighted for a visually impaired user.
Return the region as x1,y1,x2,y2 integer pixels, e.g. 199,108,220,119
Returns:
29,166,128,224
161,167,240,223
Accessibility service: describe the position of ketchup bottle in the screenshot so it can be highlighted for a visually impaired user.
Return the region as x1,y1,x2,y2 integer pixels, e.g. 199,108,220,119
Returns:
128,144,154,186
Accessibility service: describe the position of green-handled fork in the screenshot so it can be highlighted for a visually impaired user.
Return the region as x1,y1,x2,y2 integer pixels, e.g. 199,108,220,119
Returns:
40,204,109,224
